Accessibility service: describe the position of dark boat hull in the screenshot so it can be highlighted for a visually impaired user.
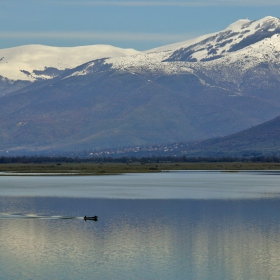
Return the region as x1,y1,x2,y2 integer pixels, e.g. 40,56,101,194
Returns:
84,215,98,221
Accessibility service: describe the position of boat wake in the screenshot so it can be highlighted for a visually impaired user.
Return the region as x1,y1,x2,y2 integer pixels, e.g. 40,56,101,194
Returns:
0,213,84,220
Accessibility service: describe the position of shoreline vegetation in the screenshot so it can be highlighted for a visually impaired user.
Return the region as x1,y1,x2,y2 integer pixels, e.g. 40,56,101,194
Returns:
0,162,280,175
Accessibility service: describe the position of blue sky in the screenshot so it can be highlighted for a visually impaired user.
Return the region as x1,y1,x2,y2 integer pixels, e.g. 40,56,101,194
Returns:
1,0,280,50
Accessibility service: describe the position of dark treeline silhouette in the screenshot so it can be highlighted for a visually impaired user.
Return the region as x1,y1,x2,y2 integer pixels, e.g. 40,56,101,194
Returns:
0,155,280,164
0,156,77,164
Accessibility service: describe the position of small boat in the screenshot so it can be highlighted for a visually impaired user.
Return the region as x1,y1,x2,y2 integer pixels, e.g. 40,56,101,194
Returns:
84,215,98,221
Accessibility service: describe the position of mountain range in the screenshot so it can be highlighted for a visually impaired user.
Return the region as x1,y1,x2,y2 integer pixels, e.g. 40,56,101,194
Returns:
1,16,280,155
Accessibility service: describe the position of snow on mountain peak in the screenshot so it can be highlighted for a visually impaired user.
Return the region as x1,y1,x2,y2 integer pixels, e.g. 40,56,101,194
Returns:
0,44,141,81
147,16,280,57
1,16,279,83
145,32,218,53
64,16,280,80
224,16,280,38
164,16,280,63
225,19,251,31
258,16,279,25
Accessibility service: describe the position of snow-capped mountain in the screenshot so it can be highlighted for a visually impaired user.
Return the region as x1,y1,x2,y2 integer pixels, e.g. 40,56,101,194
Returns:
165,16,280,62
2,16,279,82
0,44,140,82
66,16,280,82
1,16,280,155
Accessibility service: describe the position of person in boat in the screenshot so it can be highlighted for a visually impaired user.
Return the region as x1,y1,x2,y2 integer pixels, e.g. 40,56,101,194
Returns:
84,215,98,221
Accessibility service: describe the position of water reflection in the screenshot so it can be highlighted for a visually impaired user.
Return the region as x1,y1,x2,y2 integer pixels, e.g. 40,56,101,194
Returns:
1,171,280,199
1,198,280,279
0,213,81,220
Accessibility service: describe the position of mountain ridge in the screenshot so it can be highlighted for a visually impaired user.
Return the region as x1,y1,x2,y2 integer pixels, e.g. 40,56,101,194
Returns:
185,114,280,157
0,44,140,82
1,16,280,155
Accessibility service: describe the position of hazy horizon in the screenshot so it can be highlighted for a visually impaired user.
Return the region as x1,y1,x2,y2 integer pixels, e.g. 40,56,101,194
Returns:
1,1,280,51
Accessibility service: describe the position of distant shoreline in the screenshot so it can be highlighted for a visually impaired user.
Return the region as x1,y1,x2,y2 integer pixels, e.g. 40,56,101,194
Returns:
0,162,280,175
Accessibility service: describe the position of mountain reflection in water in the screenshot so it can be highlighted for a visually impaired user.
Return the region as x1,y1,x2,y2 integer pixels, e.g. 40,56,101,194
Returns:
1,197,280,279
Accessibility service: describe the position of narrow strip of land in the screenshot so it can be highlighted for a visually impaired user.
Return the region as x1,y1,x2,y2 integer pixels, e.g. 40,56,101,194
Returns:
0,162,280,175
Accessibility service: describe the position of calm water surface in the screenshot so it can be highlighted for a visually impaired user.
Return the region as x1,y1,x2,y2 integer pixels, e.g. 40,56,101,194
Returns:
1,171,280,279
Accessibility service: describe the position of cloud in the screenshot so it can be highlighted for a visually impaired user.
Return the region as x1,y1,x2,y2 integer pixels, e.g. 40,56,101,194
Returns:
0,31,193,42
61,0,280,7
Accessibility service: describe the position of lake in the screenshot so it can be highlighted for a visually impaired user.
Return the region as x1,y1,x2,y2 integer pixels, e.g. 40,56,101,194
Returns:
1,171,280,279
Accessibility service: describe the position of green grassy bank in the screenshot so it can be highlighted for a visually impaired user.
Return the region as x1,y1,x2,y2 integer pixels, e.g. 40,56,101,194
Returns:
0,162,280,175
